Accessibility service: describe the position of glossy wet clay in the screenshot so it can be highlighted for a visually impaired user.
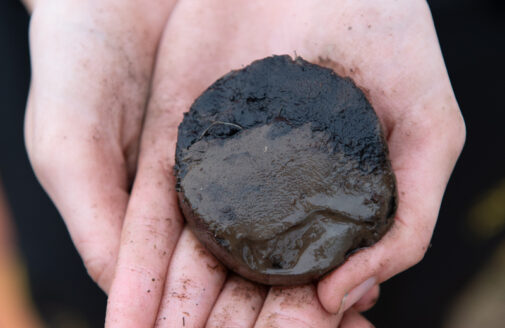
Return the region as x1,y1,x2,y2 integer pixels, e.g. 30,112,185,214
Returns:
175,55,397,285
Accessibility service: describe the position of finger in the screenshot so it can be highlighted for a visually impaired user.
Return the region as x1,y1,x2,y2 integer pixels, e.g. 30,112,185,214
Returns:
104,2,211,324
317,4,466,315
104,63,186,326
205,275,267,328
317,100,464,314
352,285,379,313
339,310,374,328
104,154,184,327
254,285,339,328
154,228,227,328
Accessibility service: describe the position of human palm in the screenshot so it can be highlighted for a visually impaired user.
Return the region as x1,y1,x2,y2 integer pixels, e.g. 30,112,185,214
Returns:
26,0,465,327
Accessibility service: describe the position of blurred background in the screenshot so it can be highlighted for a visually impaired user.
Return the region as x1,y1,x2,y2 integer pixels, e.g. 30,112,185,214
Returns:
1,0,504,327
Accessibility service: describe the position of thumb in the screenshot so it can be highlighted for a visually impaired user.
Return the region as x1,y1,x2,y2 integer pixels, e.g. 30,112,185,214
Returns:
317,93,465,314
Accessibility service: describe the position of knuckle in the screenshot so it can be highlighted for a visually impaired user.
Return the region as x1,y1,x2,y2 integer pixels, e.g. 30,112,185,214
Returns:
453,112,467,152
27,134,70,180
83,253,114,290
440,103,466,158
393,221,432,271
77,238,118,292
405,235,430,268
410,244,427,266
28,143,53,174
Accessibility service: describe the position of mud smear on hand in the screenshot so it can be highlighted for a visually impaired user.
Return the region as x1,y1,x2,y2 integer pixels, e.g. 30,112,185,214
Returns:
175,55,397,285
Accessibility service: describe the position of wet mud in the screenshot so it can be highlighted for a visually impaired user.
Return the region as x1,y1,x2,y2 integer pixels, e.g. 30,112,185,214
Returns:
175,55,397,285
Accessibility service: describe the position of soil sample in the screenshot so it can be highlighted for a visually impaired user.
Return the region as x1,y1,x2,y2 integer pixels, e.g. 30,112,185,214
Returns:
175,55,397,285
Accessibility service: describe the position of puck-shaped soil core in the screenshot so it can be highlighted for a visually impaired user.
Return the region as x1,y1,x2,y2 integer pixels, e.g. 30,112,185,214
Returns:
175,55,397,285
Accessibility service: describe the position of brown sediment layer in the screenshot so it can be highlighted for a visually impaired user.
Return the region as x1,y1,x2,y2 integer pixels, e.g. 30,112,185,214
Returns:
175,55,397,285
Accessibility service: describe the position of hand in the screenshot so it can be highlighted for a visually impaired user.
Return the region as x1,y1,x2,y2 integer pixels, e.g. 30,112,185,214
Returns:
24,0,177,292
105,0,465,327
26,0,465,327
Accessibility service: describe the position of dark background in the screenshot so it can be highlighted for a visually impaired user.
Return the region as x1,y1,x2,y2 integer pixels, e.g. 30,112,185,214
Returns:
1,0,504,327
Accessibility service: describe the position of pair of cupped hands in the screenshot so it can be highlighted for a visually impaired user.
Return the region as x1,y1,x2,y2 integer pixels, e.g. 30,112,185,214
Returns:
23,0,465,327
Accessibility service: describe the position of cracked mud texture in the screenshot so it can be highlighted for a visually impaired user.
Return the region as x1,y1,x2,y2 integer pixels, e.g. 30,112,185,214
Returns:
175,55,397,285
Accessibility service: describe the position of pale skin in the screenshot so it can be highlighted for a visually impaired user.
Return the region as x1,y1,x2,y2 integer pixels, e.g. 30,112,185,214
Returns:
23,0,465,327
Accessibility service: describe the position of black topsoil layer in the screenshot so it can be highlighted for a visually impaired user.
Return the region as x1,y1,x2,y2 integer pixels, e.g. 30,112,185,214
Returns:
175,55,397,285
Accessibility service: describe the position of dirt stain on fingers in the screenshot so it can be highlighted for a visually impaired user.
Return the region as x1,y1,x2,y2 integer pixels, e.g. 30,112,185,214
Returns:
270,285,318,309
230,276,268,301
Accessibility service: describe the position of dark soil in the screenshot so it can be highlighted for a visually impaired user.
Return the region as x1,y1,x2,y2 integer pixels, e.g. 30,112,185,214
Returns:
175,55,397,285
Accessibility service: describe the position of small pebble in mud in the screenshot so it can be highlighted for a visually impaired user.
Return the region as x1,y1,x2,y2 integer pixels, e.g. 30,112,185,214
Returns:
175,55,397,285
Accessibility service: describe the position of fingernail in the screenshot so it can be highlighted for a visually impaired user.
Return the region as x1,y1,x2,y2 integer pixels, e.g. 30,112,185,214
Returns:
339,277,376,315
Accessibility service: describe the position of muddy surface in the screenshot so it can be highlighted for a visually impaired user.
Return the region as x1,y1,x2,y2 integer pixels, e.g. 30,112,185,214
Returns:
175,55,397,285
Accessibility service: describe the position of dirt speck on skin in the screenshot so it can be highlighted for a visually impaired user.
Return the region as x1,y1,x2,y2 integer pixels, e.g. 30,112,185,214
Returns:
181,278,192,291
317,56,348,77
204,258,227,275
206,263,220,271
194,243,211,259
231,284,256,300
271,285,317,309
211,307,233,328
166,278,195,300
170,291,190,300
357,84,371,101
265,314,282,328
317,57,365,82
